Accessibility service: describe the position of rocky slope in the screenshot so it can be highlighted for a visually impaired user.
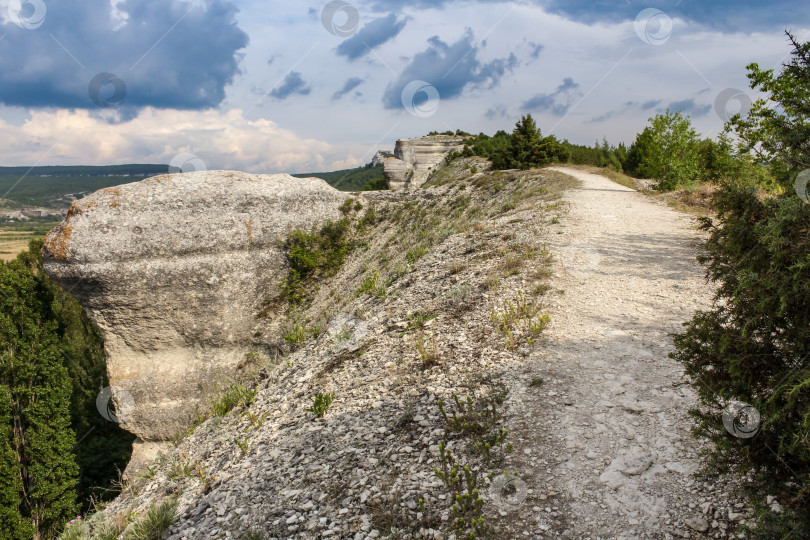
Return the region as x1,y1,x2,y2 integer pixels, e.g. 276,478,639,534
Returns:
62,163,749,540
42,171,351,474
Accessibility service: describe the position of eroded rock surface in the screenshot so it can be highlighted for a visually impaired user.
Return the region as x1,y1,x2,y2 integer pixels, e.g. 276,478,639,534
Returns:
42,171,351,453
383,135,465,190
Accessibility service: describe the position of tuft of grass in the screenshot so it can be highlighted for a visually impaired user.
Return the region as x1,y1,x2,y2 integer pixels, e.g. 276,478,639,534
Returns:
123,498,178,540
490,290,551,350
414,332,439,368
529,377,545,388
212,383,257,417
305,392,334,418
357,270,388,299
282,321,319,350
400,311,437,337
235,436,251,456
405,245,427,265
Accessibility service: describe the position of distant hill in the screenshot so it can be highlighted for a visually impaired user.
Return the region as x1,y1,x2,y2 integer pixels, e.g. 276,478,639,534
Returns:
293,163,387,192
0,162,387,210
0,165,168,208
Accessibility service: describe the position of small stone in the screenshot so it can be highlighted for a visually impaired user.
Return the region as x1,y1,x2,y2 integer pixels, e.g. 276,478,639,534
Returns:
684,516,709,532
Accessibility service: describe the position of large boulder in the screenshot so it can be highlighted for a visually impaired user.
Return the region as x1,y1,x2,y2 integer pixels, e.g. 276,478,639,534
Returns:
42,171,351,457
383,135,465,190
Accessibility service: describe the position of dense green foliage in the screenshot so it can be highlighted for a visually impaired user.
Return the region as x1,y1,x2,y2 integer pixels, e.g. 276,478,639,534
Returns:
0,245,79,538
294,163,388,191
672,33,810,536
458,115,569,169
278,218,355,306
625,110,702,190
565,139,627,172
729,33,810,182
0,241,133,538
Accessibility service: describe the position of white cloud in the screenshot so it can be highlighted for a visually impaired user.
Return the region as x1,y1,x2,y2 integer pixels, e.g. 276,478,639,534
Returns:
0,107,349,173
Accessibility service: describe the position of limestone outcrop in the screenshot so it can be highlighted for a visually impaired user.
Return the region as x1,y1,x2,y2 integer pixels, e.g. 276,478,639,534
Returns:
370,151,391,167
42,171,351,457
383,135,465,190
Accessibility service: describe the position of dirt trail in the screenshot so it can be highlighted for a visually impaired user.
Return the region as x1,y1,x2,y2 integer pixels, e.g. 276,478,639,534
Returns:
499,168,743,539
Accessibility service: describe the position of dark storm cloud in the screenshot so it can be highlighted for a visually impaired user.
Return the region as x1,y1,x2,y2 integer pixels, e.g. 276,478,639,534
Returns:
332,77,365,100
336,14,407,60
367,0,804,31
270,72,312,100
0,0,248,112
382,30,518,109
522,77,580,115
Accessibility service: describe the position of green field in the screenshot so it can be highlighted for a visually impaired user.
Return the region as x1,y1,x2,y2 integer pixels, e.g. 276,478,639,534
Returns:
0,221,57,261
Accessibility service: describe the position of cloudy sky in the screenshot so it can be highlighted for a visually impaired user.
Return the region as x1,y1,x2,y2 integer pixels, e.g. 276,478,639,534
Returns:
0,0,807,173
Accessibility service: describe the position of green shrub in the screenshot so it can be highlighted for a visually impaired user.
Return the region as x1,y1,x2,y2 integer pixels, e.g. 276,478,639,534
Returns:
305,393,334,418
627,110,701,190
357,271,387,299
279,219,354,305
283,321,318,349
672,33,810,536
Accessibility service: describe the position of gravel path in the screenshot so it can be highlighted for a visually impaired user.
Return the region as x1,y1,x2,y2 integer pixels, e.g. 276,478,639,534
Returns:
498,167,745,538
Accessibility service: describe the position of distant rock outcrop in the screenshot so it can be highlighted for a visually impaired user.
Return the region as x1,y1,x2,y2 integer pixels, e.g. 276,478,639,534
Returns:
383,135,465,190
42,171,351,470
371,151,391,167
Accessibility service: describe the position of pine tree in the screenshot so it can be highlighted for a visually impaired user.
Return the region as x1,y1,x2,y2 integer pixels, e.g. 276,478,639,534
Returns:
0,258,79,538
509,114,542,167
0,386,33,539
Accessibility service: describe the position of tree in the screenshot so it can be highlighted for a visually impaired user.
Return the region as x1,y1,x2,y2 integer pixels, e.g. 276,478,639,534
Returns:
672,33,810,536
0,256,79,538
628,110,701,190
496,114,569,169
0,387,33,539
17,241,134,511
729,32,810,185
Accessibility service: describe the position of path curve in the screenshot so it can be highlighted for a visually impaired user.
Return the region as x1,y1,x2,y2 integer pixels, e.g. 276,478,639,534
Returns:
500,167,743,539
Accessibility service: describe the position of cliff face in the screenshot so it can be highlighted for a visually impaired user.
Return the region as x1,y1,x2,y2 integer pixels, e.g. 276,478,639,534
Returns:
42,171,351,471
383,135,465,190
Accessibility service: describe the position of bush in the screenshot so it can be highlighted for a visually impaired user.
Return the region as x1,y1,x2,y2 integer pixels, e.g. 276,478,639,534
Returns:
672,33,810,536
279,219,353,305
627,110,701,190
